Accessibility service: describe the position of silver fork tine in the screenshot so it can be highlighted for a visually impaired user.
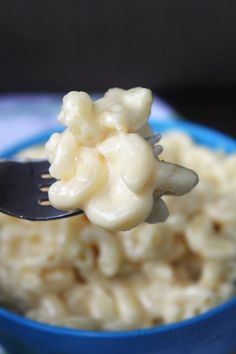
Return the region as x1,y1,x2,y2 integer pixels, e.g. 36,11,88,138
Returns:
37,190,49,203
39,179,54,188
153,145,163,156
145,133,162,145
33,159,50,174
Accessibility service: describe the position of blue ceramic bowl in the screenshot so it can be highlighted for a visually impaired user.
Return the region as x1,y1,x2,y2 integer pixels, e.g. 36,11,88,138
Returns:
0,120,236,354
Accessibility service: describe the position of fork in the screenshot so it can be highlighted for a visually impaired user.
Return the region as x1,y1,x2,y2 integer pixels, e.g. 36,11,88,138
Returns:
0,134,162,221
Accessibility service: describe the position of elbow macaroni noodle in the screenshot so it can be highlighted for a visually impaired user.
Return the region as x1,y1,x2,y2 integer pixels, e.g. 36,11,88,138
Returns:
45,88,198,231
0,131,236,330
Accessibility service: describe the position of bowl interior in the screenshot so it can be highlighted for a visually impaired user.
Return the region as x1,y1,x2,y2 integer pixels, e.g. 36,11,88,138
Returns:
0,118,236,339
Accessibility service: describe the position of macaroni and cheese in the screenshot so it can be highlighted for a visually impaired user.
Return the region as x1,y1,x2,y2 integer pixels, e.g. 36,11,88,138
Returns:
0,132,236,330
45,88,198,231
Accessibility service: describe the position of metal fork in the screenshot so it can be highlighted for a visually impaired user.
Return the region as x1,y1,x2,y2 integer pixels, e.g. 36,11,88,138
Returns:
0,134,162,221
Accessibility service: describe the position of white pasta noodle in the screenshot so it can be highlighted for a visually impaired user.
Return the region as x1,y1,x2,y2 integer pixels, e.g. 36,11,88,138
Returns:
45,88,198,231
0,131,236,330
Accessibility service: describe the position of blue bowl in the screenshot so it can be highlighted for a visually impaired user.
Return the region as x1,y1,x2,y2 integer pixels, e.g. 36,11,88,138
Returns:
0,120,236,354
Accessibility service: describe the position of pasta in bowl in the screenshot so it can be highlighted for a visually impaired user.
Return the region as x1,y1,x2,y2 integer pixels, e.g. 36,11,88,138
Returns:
0,120,236,354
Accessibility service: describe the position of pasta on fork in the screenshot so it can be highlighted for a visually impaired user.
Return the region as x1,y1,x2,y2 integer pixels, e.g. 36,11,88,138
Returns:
46,88,198,231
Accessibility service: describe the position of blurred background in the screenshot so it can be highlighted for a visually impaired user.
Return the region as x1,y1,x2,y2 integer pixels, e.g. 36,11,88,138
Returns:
0,0,236,137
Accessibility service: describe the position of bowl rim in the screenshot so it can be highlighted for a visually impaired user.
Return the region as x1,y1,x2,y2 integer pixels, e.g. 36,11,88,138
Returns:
0,118,236,338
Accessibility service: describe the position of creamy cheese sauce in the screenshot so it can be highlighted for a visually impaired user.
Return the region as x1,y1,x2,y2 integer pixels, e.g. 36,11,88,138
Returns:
46,88,198,230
